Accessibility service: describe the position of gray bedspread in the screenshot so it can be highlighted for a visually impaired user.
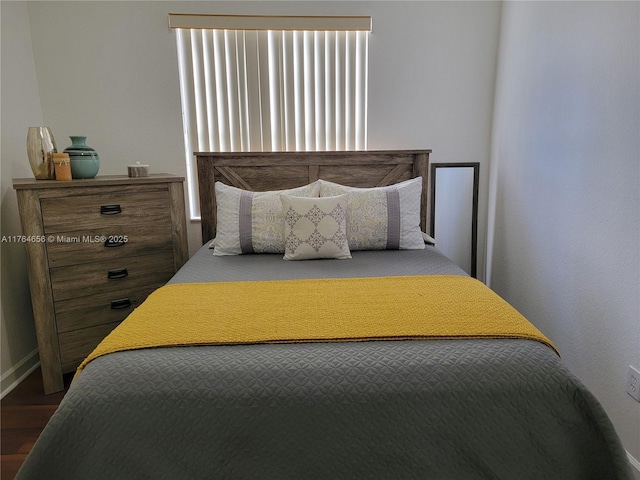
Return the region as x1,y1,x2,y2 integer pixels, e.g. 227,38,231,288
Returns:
169,242,468,284
17,246,633,480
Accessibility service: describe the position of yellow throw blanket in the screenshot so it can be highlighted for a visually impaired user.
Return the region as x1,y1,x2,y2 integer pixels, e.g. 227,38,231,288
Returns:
77,275,558,374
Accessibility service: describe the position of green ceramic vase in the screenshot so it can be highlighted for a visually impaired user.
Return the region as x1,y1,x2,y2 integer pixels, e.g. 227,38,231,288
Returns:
64,136,100,179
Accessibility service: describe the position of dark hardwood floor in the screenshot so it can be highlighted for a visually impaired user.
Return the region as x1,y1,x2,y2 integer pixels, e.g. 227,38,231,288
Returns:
1,368,70,480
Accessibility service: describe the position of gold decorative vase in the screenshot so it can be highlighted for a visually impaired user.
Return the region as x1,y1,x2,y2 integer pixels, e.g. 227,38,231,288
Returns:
27,127,58,180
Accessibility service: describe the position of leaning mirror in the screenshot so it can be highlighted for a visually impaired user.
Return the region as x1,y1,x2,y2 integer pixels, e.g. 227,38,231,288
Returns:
430,163,479,277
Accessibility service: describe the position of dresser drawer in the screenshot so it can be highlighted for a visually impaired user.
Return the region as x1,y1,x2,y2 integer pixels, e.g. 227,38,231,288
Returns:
46,226,172,267
55,283,163,333
50,252,175,301
41,190,170,233
58,321,121,373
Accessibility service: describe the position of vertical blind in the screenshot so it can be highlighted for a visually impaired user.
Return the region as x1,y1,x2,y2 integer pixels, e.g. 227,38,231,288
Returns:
170,14,371,219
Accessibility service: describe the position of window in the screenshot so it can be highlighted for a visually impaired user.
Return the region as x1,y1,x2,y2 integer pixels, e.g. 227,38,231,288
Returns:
169,14,371,219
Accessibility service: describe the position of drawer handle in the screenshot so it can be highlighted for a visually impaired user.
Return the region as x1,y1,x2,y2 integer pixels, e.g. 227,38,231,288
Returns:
107,268,129,280
104,238,126,248
111,298,132,310
100,204,122,215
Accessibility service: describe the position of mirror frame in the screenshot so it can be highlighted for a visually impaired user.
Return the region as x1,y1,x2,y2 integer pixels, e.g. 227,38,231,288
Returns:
429,162,480,278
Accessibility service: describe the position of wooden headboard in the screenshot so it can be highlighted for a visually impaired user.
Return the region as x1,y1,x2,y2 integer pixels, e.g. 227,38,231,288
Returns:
196,150,432,243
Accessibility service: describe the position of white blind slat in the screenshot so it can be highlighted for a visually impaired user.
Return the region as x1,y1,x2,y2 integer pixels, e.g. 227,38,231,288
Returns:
190,30,208,152
324,32,335,151
244,31,263,152
303,31,315,151
224,30,240,151
282,31,295,151
257,31,271,152
267,31,282,151
314,31,326,151
335,31,346,151
175,29,200,217
235,31,250,151
201,31,216,152
345,31,357,151
293,31,305,151
355,31,368,150
212,30,229,151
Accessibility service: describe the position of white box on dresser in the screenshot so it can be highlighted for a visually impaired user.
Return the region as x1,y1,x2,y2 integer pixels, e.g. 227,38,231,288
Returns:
12,174,188,394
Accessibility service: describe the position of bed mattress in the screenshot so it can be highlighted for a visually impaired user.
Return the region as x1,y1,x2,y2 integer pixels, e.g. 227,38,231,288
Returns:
16,245,633,480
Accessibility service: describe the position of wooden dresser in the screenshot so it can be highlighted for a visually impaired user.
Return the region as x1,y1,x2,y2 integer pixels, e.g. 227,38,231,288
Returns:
13,175,189,393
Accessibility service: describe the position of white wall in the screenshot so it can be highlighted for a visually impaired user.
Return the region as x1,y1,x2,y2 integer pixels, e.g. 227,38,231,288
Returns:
489,0,640,466
0,1,45,394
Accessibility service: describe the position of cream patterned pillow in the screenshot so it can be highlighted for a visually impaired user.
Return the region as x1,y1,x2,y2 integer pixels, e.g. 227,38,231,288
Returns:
280,194,351,260
319,177,425,251
214,181,320,255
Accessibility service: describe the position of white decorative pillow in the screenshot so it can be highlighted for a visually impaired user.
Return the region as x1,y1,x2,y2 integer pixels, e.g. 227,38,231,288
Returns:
280,194,351,260
214,181,320,255
319,177,425,251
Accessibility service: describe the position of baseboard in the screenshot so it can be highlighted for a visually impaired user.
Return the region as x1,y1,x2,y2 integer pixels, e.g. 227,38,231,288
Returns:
0,348,40,399
628,451,640,480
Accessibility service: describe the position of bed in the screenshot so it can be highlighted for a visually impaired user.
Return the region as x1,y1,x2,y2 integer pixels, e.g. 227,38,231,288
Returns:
16,150,633,480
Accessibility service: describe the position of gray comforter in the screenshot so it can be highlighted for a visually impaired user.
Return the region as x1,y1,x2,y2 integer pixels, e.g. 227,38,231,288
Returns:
17,246,633,479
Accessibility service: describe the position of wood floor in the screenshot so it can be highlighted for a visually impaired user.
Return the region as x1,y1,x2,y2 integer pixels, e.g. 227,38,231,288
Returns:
1,368,70,480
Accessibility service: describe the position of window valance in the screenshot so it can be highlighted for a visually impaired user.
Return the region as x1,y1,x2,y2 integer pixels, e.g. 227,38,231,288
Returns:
168,14,372,32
